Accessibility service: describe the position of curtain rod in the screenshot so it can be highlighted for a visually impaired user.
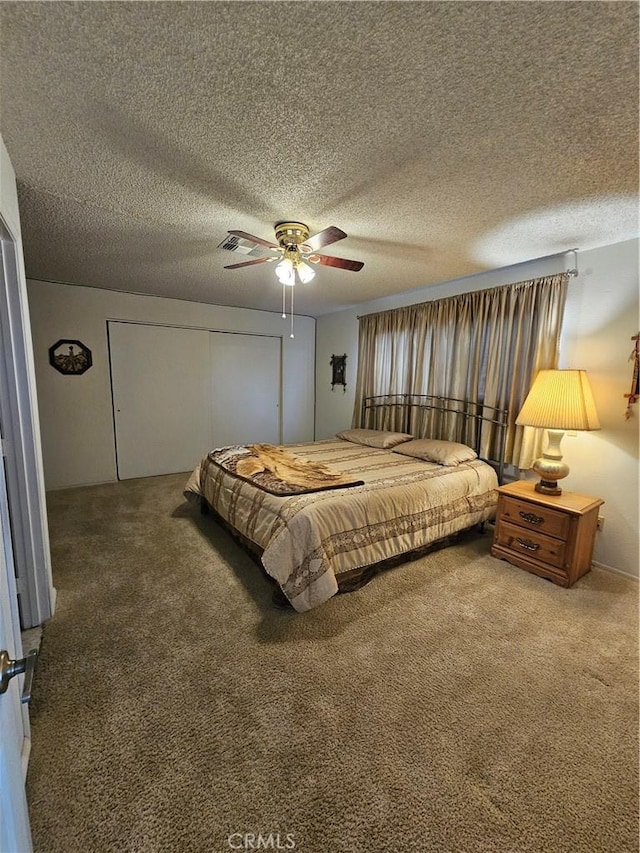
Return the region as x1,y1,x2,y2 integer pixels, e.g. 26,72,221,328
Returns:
356,248,579,319
459,247,580,277
469,247,580,277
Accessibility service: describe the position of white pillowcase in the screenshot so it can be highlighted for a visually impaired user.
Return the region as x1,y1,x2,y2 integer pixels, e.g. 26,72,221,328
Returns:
392,438,477,466
336,428,413,449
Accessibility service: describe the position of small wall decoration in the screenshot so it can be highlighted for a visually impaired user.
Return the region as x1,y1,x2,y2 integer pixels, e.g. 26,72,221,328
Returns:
625,333,639,419
330,354,347,392
49,339,93,375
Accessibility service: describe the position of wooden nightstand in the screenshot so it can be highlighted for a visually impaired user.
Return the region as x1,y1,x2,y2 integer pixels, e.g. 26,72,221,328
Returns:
491,481,604,587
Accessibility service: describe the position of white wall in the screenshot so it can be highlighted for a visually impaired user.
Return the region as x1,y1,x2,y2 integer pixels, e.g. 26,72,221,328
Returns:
27,281,316,489
316,239,639,577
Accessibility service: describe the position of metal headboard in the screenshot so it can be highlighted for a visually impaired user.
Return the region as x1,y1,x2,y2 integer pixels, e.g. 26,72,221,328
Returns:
361,394,509,484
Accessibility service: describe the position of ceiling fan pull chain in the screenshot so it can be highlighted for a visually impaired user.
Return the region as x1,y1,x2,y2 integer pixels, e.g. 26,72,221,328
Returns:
290,283,295,338
282,280,286,319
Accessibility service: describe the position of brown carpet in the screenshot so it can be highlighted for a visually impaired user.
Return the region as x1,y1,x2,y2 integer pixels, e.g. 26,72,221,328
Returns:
27,473,638,853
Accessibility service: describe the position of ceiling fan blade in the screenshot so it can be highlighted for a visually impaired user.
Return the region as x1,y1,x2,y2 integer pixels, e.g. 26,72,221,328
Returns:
224,257,274,270
228,229,279,249
318,254,364,272
304,226,347,251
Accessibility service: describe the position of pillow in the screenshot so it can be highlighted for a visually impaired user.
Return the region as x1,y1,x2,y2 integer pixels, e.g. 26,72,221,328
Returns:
336,428,413,449
392,438,477,466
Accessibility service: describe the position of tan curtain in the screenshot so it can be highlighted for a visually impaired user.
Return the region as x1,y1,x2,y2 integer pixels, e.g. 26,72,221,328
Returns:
352,274,568,468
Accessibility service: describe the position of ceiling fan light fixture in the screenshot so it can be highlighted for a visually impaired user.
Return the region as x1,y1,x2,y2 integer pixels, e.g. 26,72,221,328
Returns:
275,258,295,286
296,261,315,284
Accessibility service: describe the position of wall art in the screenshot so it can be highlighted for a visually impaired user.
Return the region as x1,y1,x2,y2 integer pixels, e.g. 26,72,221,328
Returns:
625,333,639,418
49,339,93,375
330,354,347,391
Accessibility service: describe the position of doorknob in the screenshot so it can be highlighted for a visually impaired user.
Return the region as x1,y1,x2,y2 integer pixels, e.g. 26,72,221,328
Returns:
0,649,38,704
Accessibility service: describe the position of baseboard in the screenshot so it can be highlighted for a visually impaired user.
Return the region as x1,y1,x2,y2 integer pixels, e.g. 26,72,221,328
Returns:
593,560,639,582
46,477,118,492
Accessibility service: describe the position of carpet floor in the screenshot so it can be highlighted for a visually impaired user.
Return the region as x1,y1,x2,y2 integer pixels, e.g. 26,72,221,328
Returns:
26,473,639,853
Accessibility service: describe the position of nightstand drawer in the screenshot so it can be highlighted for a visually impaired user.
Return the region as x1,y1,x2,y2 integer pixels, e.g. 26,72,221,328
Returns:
495,521,567,569
499,496,570,540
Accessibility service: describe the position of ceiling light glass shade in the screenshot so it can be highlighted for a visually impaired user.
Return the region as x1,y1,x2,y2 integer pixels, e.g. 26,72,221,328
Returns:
515,369,600,495
296,261,315,284
275,258,295,286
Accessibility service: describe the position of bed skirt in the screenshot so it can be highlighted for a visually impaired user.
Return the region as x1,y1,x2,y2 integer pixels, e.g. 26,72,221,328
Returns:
198,495,488,607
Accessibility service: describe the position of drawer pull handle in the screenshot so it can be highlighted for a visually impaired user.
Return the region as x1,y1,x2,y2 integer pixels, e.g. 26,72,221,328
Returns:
519,511,544,525
516,537,540,552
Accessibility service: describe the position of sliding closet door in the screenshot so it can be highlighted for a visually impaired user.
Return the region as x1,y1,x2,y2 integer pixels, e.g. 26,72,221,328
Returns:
210,332,280,447
109,322,212,479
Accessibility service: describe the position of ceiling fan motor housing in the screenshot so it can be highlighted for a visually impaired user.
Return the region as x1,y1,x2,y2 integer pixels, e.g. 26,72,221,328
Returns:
274,222,310,248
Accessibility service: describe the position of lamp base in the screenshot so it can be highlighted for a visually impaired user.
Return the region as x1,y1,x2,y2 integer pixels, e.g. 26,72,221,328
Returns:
534,478,563,496
531,429,570,496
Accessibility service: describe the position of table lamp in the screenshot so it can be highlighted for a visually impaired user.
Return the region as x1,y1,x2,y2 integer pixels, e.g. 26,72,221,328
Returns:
515,369,600,495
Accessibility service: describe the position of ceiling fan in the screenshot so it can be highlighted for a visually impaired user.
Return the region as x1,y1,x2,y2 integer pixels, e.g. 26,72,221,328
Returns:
220,222,364,337
221,221,364,282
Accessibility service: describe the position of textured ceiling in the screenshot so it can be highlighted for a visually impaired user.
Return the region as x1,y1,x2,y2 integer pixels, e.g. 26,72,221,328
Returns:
0,1,638,316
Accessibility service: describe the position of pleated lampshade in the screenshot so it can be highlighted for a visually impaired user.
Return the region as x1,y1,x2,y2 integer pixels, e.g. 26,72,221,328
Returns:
516,370,600,431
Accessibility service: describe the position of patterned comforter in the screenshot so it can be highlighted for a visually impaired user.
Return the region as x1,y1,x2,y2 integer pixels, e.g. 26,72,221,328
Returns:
184,438,498,612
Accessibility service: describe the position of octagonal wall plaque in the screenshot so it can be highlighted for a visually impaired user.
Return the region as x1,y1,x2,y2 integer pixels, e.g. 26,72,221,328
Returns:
49,339,93,375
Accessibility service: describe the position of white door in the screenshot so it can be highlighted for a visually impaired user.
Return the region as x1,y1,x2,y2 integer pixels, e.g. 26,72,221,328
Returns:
210,332,281,447
109,322,213,480
0,451,32,852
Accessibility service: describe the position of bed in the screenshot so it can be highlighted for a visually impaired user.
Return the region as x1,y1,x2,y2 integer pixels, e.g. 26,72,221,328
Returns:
184,395,508,612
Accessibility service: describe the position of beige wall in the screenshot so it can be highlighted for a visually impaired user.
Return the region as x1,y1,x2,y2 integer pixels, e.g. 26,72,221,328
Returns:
27,281,316,489
315,239,639,577
558,240,639,576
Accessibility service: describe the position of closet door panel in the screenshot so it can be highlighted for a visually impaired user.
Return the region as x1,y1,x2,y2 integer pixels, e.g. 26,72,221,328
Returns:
210,332,280,447
109,322,212,479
